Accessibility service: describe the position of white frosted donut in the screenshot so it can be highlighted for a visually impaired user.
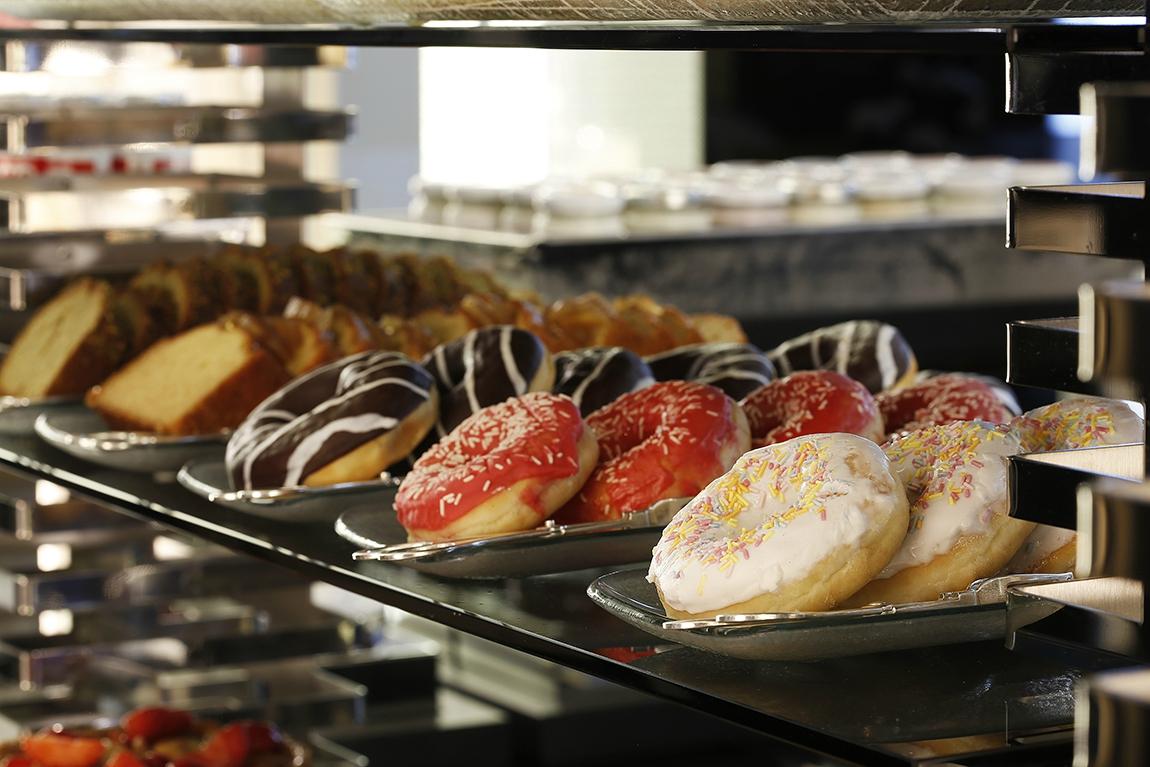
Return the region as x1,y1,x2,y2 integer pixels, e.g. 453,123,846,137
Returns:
647,433,909,619
1007,397,1142,575
845,421,1035,606
1010,397,1143,453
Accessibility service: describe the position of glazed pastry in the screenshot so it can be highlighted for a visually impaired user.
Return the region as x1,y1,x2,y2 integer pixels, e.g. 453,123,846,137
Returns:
554,381,750,524
915,370,1020,415
648,433,909,619
1011,397,1143,453
844,421,1035,606
1006,525,1077,574
742,370,884,447
423,326,554,438
768,320,917,394
395,392,598,541
877,374,1013,438
645,342,776,401
227,351,437,491
552,347,654,416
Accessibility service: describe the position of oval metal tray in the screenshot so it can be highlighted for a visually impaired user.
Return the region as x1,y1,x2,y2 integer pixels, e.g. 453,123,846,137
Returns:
178,458,402,522
35,407,226,473
587,568,1072,661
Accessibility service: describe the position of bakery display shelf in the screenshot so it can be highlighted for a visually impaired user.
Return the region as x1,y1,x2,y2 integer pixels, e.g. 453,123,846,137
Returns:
0,106,353,150
0,433,1115,767
1082,82,1150,179
0,177,353,233
1006,318,1100,395
1,39,349,71
0,20,1132,54
1007,182,1150,259
1008,444,1143,529
1007,577,1147,662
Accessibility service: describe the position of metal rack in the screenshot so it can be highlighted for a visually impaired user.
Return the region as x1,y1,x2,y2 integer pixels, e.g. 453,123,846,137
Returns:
0,8,1148,767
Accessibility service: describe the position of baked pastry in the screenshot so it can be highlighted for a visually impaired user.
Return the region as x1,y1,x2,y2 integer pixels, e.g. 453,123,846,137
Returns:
742,370,884,447
128,259,218,336
423,326,555,439
552,347,654,416
645,342,775,401
844,421,1035,606
648,433,909,619
1011,397,1143,453
914,370,1021,415
395,392,598,541
0,279,127,398
86,315,290,435
555,380,750,524
227,351,437,491
768,320,917,394
877,374,1013,438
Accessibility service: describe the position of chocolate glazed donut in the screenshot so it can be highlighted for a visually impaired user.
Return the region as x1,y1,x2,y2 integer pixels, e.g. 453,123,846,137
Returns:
553,347,654,416
768,320,917,394
423,325,555,438
645,342,776,401
226,351,437,491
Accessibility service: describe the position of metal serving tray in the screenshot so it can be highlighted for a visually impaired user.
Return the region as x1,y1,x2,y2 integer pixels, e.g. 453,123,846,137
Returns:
178,459,402,522
340,497,687,579
5,0,1140,24
36,408,227,474
587,568,1072,661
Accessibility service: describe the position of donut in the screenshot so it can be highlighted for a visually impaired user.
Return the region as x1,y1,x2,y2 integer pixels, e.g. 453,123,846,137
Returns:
1005,525,1076,574
395,392,598,541
553,380,750,525
844,421,1035,606
1010,397,1143,453
741,370,884,447
552,346,654,416
877,374,1013,439
647,433,909,619
768,320,917,394
915,370,1021,415
644,342,775,401
226,351,437,491
1006,398,1143,576
423,326,554,439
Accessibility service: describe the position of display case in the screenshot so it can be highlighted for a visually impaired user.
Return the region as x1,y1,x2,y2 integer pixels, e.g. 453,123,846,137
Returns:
0,6,1146,766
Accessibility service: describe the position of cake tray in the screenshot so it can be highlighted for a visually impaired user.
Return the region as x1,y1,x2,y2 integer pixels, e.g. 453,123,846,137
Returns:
178,458,402,522
0,395,82,436
587,568,1072,661
339,497,688,579
34,408,226,473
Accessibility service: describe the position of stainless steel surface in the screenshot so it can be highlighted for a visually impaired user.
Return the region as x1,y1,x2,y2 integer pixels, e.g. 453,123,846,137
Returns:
3,0,1140,23
1,106,353,149
1079,279,1150,401
588,569,1071,661
1079,478,1150,583
177,459,401,521
1,40,348,71
0,177,353,232
1009,444,1143,529
337,497,689,579
35,408,227,474
1077,667,1150,767
0,395,81,436
1009,577,1142,624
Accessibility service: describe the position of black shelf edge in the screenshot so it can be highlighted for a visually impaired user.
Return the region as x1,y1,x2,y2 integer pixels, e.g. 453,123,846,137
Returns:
1009,445,1142,529
1007,51,1150,115
1082,82,1150,178
1006,317,1099,394
1006,182,1149,258
1007,578,1146,661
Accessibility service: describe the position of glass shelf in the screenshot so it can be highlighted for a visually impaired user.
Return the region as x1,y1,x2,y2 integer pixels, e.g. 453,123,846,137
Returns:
0,432,1128,766
0,21,1129,53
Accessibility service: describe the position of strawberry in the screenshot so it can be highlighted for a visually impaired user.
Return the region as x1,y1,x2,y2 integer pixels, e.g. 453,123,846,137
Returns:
106,751,146,767
20,733,105,767
197,725,248,767
238,724,282,755
120,710,194,743
2,755,40,767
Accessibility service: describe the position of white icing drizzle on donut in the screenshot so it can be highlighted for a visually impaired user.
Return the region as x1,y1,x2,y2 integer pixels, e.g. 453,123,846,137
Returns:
876,324,898,390
832,321,855,374
462,331,481,415
283,413,399,487
500,326,527,395
647,434,905,615
878,421,1021,578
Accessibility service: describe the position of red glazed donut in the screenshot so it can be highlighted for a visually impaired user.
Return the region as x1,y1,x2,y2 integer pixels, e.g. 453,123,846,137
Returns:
877,374,1012,438
554,380,750,524
741,370,884,447
395,392,599,541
